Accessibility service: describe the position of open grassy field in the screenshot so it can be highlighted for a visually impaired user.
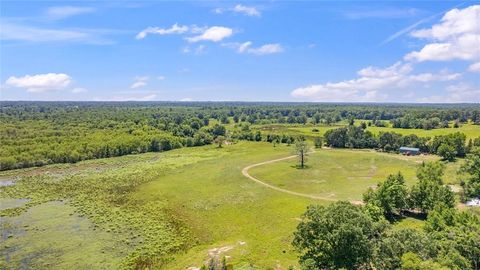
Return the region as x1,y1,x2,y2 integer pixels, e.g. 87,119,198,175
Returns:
248,149,441,202
250,149,461,201
254,122,480,140
0,141,464,269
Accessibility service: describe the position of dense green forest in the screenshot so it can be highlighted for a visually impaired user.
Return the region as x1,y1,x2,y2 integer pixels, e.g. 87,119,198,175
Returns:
1,101,480,170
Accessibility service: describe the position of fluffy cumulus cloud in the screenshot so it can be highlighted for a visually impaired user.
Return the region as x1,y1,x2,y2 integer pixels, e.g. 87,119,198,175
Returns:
131,76,149,89
136,23,189,39
224,41,284,55
291,62,461,102
5,73,72,92
186,26,233,42
292,5,478,103
405,5,480,62
214,4,260,17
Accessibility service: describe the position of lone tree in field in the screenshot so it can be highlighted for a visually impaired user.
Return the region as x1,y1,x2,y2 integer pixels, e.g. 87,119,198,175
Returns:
214,136,225,148
295,140,309,168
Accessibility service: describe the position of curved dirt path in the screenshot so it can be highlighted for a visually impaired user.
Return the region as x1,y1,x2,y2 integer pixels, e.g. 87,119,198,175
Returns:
241,153,362,204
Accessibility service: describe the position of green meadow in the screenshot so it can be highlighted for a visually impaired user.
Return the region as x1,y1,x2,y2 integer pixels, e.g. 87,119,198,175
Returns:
249,149,443,202
254,121,480,140
0,140,467,269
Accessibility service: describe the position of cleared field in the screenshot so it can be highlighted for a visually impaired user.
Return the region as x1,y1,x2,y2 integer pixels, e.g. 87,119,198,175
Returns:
0,142,462,269
248,149,443,202
255,122,480,140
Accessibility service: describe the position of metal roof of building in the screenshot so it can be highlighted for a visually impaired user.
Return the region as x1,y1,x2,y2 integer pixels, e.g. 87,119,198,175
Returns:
399,147,420,151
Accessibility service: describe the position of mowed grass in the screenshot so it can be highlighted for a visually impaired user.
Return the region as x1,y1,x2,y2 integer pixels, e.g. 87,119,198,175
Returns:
249,149,442,202
255,122,480,140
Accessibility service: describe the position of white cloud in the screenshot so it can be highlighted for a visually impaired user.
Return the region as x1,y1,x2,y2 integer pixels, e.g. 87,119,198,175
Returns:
232,5,261,17
46,6,96,20
379,13,439,46
130,81,146,89
195,44,206,54
237,41,252,53
180,97,193,101
248,43,284,55
157,76,166,80
71,87,87,93
186,26,233,42
417,83,480,103
0,22,114,44
405,5,480,62
213,8,224,14
223,41,284,55
213,5,261,17
468,62,480,73
5,73,72,93
136,23,189,39
131,76,149,89
182,45,207,54
291,62,461,102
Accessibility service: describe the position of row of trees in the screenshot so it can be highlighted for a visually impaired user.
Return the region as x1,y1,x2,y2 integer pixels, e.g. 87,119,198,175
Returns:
0,123,231,170
323,125,476,161
293,159,480,270
391,116,461,130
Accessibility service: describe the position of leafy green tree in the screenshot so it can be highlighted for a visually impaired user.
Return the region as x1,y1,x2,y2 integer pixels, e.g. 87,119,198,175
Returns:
313,113,321,124
400,252,449,270
460,148,480,197
293,202,380,270
425,204,480,270
211,124,226,137
409,162,455,213
373,229,435,270
437,143,457,161
363,173,408,217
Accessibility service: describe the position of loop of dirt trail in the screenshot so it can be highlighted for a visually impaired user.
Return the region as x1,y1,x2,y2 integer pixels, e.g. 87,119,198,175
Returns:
241,153,363,204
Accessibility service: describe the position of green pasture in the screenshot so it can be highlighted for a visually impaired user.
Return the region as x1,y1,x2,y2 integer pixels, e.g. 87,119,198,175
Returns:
253,121,480,140
0,141,464,269
248,148,458,202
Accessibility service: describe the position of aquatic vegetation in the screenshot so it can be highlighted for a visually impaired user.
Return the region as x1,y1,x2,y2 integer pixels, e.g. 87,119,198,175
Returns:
0,148,224,269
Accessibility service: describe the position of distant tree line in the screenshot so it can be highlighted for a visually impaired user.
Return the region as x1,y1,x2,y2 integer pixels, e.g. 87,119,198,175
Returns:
1,102,480,170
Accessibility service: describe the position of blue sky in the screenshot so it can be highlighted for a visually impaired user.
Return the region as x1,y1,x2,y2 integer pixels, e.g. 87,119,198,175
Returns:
1,1,479,102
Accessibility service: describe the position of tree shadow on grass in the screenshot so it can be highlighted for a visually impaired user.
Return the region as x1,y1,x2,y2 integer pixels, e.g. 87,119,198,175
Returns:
389,210,427,223
290,165,312,169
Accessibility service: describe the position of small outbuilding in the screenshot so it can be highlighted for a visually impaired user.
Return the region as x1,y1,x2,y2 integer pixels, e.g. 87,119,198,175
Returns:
399,147,420,156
